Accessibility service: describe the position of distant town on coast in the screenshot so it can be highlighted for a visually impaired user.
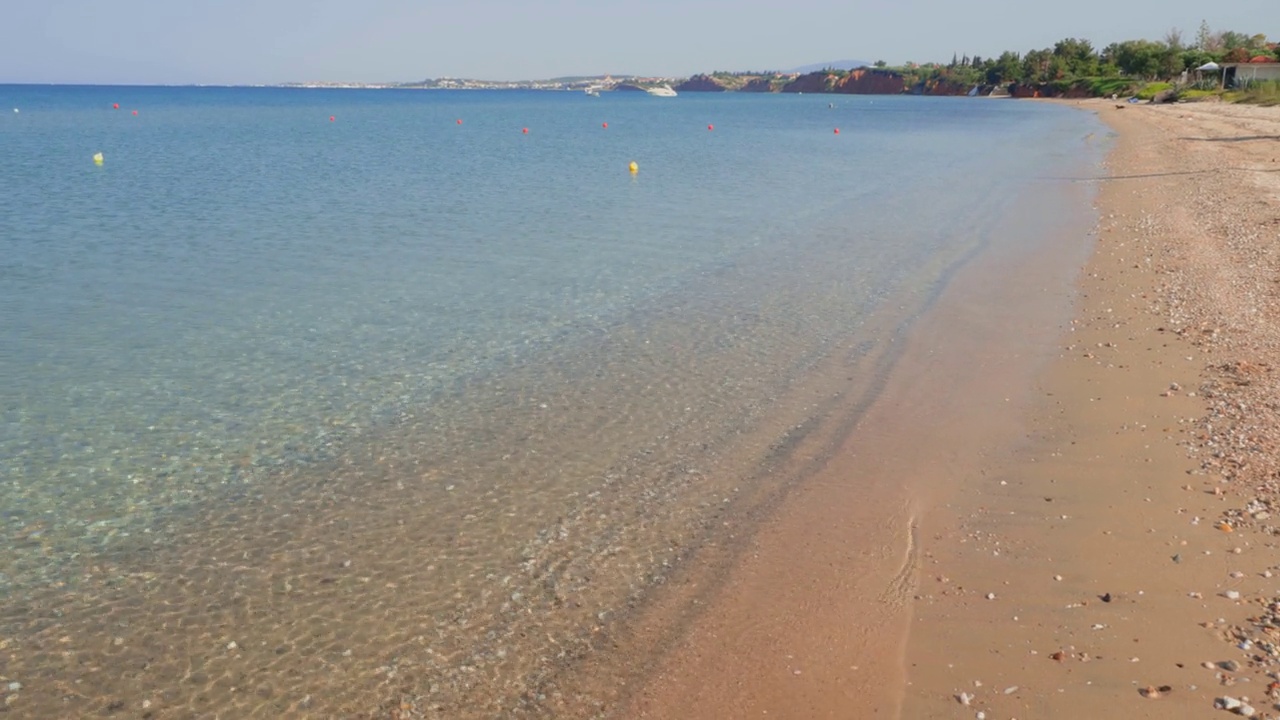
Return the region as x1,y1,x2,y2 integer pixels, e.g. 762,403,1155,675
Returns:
282,22,1279,104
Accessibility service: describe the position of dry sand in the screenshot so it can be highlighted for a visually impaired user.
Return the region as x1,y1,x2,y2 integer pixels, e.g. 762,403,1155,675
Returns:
579,101,1280,719
901,101,1280,720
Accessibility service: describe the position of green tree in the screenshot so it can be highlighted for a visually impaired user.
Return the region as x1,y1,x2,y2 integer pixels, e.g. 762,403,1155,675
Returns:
1158,46,1183,77
1219,31,1250,50
874,60,887,68
1053,37,1098,77
1195,20,1215,51
1021,48,1053,82
1112,40,1166,78
1180,49,1215,71
1224,47,1251,63
986,51,1021,84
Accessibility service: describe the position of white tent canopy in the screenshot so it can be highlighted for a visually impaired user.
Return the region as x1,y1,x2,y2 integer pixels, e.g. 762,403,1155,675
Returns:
1196,61,1221,71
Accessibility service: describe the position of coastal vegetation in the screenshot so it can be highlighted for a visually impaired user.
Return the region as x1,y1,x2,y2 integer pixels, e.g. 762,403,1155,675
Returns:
677,22,1279,103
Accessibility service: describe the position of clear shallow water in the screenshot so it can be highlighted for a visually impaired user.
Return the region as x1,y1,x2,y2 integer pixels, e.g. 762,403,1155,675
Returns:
0,86,1104,717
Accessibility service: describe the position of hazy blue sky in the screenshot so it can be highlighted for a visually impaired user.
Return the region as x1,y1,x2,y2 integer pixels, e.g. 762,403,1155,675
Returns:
2,0,1275,85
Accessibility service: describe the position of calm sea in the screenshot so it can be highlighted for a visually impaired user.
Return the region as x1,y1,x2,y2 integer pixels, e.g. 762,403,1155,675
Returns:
0,86,1105,717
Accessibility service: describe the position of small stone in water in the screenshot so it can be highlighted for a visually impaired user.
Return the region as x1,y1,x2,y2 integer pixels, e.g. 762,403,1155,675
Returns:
986,592,996,600
227,641,238,650
6,683,19,692
1223,591,1241,601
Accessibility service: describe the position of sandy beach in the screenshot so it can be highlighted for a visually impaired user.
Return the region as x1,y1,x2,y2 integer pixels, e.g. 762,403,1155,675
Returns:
562,100,1280,718
901,100,1280,720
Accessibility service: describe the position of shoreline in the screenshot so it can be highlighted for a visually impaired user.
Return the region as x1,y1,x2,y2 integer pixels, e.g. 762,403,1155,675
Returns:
902,100,1280,717
565,102,1107,717
571,100,1280,718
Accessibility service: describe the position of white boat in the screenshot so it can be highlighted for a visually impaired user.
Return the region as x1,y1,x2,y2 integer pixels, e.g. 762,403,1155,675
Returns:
645,85,678,97
584,86,601,96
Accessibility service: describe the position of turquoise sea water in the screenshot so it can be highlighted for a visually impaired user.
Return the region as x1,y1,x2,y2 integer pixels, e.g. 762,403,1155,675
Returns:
0,86,1105,717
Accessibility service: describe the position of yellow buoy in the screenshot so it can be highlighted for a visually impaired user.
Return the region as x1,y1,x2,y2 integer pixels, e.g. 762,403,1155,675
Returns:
93,152,104,165
628,161,638,173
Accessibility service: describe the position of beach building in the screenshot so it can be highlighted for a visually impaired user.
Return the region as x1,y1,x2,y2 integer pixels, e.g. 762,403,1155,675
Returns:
1223,60,1280,87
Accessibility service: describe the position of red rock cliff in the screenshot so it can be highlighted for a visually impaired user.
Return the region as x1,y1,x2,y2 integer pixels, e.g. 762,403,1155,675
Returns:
919,78,970,95
781,69,905,94
834,68,905,94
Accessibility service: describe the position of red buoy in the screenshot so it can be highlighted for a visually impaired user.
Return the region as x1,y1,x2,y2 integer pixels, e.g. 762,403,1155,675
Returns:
456,119,462,125
330,116,335,122
707,124,714,131
522,127,528,134
132,110,138,116
834,128,840,134
112,103,119,110
602,122,608,129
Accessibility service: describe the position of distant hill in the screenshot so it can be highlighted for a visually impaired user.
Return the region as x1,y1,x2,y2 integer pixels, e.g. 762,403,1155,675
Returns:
544,75,615,83
789,60,873,74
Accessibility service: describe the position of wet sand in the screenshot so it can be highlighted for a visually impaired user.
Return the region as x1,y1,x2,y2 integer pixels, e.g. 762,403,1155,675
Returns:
586,101,1280,718
557,113,1103,716
901,101,1280,719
